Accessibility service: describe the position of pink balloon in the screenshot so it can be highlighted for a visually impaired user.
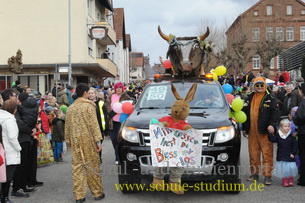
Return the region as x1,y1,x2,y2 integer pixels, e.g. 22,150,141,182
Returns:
113,103,123,113
122,102,134,114
225,94,235,105
163,60,173,69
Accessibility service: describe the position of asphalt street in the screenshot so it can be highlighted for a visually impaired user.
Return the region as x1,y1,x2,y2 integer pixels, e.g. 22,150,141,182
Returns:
10,137,305,203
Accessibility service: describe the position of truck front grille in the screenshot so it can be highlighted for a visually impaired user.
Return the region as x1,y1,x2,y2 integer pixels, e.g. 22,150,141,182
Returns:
138,129,217,147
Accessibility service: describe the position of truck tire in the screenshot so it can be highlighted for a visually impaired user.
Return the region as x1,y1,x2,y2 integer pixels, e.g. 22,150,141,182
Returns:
224,159,241,194
118,174,141,194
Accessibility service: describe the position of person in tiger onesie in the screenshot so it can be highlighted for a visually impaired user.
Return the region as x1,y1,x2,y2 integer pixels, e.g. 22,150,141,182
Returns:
242,77,280,185
65,83,105,203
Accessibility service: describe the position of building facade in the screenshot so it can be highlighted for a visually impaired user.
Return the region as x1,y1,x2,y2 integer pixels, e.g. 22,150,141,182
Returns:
0,0,117,93
129,52,145,81
110,8,131,85
226,0,305,78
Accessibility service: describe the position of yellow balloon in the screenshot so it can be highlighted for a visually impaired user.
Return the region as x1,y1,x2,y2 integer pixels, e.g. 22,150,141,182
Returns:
233,111,247,123
212,72,218,81
214,65,227,76
232,98,244,112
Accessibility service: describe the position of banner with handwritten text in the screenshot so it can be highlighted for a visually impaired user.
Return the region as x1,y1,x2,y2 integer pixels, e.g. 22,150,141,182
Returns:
149,124,202,167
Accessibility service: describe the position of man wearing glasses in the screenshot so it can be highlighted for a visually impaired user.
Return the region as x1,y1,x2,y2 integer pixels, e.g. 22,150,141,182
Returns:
1,89,18,104
242,77,281,185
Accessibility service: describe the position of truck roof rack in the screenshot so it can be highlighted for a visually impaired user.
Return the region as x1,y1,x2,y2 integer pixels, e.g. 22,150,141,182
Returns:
153,73,214,83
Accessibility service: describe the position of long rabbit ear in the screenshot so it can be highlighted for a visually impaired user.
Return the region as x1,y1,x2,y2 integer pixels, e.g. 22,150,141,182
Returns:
184,84,197,103
171,84,183,100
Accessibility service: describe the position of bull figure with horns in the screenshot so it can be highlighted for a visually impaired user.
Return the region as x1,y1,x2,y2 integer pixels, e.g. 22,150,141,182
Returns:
158,25,212,77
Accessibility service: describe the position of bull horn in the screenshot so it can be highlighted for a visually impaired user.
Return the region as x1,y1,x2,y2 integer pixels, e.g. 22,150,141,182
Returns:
158,25,170,41
199,27,210,41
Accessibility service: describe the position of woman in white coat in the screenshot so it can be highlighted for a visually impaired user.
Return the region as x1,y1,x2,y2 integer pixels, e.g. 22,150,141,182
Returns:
0,100,22,203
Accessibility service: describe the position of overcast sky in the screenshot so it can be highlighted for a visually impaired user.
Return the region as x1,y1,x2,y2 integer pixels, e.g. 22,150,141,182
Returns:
113,0,260,65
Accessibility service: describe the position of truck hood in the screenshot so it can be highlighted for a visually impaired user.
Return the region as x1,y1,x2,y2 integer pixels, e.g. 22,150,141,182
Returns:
125,109,231,129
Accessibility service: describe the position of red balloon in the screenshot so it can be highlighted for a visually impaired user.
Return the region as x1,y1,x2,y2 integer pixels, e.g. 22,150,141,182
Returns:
163,60,173,69
225,94,235,105
122,102,134,114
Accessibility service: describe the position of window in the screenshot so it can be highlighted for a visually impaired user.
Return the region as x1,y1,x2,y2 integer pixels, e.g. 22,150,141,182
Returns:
267,6,272,16
87,35,93,56
301,27,305,41
302,10,305,15
266,27,274,41
277,56,282,70
97,47,101,58
254,11,258,16
287,5,292,15
252,28,260,42
97,12,101,21
270,58,274,69
276,27,284,41
286,27,294,41
253,55,260,69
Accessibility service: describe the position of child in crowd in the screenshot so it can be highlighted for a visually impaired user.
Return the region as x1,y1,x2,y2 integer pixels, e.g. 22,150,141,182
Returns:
52,110,65,163
48,96,59,109
44,106,56,148
268,119,298,187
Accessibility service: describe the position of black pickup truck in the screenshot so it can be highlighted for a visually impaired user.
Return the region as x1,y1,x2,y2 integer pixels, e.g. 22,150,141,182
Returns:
117,76,241,193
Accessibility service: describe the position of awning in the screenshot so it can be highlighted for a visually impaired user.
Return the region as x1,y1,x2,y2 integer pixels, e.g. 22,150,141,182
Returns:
98,0,113,12
0,63,115,79
266,78,275,84
79,63,115,78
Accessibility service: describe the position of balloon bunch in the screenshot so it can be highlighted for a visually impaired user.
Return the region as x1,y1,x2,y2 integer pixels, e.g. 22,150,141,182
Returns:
211,65,227,81
112,102,134,123
230,98,247,123
222,84,247,124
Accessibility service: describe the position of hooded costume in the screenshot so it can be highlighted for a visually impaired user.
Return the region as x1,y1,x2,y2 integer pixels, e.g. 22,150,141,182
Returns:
242,77,280,177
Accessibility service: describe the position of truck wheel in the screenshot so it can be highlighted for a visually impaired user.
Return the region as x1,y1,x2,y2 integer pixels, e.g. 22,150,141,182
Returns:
118,174,141,194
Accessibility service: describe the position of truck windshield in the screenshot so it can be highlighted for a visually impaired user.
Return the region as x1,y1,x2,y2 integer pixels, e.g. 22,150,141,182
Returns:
138,83,226,109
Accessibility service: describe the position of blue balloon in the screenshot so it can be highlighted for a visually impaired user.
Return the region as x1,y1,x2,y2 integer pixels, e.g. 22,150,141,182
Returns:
120,113,129,123
222,84,233,94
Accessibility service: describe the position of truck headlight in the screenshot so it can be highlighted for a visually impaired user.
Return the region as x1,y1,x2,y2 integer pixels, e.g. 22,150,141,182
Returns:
121,126,139,143
215,126,235,143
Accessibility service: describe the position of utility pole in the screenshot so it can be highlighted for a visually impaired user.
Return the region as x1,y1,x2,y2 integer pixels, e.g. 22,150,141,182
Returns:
68,0,72,85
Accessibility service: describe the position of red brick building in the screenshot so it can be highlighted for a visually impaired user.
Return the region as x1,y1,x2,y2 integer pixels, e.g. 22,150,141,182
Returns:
226,0,305,78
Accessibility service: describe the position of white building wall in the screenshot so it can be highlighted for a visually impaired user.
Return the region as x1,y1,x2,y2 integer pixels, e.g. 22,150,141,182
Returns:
0,0,94,65
115,40,125,83
125,48,130,83
101,43,115,86
123,49,129,84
